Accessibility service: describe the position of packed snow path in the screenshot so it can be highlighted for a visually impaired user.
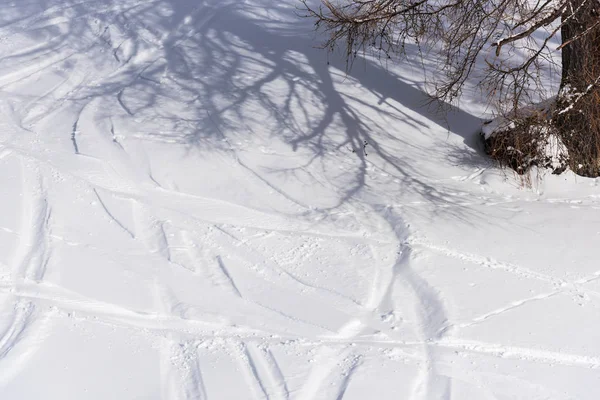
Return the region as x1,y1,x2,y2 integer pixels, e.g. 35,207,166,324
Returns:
0,0,599,399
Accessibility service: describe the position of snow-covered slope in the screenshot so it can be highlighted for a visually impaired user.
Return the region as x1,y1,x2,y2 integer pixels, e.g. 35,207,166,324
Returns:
0,0,599,399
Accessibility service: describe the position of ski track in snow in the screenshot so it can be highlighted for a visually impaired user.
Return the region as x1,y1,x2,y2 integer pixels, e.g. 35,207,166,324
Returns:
93,188,136,238
0,299,35,363
13,160,52,283
0,159,54,384
236,342,273,400
3,277,599,368
159,339,207,400
407,238,563,285
381,208,451,400
155,281,208,400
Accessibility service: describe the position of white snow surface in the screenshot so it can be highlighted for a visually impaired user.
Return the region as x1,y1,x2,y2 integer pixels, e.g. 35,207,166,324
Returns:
0,1,599,399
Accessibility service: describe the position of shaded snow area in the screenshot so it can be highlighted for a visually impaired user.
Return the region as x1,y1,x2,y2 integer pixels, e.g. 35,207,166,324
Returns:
0,1,599,399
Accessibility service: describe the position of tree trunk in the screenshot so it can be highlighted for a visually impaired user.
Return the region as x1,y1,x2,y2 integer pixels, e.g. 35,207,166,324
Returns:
556,0,600,176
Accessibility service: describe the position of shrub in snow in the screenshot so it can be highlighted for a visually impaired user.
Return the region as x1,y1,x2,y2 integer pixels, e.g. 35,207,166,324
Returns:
483,86,600,178
483,99,568,176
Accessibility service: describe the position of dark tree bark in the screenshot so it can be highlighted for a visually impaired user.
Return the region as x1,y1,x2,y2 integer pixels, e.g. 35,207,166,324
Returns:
557,0,600,175
560,1,600,88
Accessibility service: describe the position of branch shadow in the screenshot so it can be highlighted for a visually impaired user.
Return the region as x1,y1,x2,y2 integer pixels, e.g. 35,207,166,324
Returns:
186,3,489,219
0,0,494,225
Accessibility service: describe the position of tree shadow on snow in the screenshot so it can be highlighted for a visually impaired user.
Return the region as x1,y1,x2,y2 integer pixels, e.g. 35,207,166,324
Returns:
0,0,493,224
172,1,490,217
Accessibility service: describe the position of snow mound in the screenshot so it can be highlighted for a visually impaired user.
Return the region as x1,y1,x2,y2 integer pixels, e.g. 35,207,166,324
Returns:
0,1,598,399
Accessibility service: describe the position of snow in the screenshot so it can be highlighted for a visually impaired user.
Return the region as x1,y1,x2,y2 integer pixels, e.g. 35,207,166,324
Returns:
482,96,570,173
0,0,599,399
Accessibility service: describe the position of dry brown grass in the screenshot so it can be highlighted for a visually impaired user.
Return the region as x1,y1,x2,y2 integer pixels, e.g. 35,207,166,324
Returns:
484,112,567,178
